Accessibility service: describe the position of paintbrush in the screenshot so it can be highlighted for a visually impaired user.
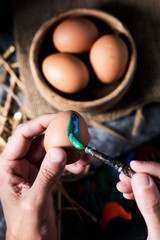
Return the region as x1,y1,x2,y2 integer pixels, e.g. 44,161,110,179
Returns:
67,112,135,178
68,113,160,189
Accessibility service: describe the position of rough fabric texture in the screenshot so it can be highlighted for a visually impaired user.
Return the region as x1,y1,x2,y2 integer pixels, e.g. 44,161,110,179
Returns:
12,0,160,123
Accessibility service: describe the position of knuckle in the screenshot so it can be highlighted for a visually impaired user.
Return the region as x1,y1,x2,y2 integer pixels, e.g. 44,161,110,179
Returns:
14,122,30,138
40,166,59,184
0,165,12,184
14,123,24,133
144,198,160,216
151,201,160,215
20,199,35,213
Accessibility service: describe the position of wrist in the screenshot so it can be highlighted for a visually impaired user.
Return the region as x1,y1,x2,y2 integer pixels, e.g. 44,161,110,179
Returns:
6,230,42,240
5,217,57,240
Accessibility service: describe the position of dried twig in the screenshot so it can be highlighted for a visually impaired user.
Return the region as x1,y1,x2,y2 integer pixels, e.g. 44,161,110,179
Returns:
12,112,23,133
0,136,6,147
0,56,23,89
2,85,25,112
10,62,19,69
0,76,16,135
0,69,7,84
56,181,97,223
0,46,25,147
2,45,15,61
132,108,143,136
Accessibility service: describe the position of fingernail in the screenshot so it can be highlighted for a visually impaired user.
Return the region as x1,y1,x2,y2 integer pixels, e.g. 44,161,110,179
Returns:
47,148,66,165
131,160,146,168
133,174,151,189
131,160,146,164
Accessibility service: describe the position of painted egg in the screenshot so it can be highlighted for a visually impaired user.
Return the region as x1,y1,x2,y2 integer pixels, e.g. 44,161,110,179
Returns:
44,110,90,164
90,34,129,83
42,53,89,94
53,17,99,53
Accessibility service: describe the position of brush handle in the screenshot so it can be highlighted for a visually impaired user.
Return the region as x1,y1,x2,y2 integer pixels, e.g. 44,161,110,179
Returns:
85,147,135,178
85,147,160,191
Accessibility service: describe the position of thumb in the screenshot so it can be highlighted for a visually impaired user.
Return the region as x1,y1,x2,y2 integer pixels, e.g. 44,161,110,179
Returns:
30,147,67,202
132,173,160,239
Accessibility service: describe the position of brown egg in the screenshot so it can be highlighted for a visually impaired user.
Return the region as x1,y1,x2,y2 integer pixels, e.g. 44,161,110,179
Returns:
44,111,90,164
53,17,99,53
90,34,129,83
42,53,89,94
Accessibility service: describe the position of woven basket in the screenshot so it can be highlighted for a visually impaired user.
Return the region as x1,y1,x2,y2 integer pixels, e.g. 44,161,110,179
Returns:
29,8,137,114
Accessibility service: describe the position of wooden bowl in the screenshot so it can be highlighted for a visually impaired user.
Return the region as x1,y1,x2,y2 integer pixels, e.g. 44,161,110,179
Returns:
29,8,137,114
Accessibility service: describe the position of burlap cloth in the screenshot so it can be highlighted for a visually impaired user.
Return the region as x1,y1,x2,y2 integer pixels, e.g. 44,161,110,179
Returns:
12,0,160,124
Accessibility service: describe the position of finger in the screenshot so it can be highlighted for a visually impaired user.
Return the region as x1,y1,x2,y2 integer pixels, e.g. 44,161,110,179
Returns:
131,160,160,179
75,154,94,166
117,173,132,194
29,147,67,204
119,172,131,185
132,173,160,239
116,181,133,194
65,161,86,174
26,135,45,163
123,193,135,200
65,154,93,174
2,114,57,160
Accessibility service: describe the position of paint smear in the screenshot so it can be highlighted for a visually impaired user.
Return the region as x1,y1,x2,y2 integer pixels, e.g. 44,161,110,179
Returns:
67,113,86,150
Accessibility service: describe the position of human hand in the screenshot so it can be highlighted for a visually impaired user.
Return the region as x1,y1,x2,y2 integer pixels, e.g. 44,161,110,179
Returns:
117,160,160,240
0,114,93,240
